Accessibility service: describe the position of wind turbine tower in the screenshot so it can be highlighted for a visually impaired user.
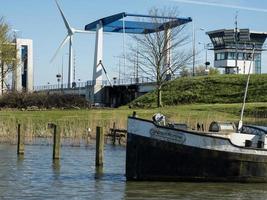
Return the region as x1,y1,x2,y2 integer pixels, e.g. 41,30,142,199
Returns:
51,0,91,88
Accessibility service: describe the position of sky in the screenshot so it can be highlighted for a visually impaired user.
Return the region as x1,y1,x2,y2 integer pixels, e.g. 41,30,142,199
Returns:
1,0,267,86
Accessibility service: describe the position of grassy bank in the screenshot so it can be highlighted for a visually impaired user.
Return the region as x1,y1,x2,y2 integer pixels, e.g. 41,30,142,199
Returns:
132,74,267,106
0,102,266,144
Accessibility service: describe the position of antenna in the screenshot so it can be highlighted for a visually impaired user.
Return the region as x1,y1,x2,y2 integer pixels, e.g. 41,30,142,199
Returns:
11,29,20,40
234,11,239,74
235,11,238,31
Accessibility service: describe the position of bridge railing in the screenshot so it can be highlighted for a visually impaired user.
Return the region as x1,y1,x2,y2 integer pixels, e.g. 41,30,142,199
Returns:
34,76,157,91
103,77,156,86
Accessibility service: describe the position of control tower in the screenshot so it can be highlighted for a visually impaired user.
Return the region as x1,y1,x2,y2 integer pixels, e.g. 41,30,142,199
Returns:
207,29,267,74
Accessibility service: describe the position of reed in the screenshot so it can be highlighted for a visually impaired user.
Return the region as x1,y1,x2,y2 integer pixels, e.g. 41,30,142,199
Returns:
0,103,266,145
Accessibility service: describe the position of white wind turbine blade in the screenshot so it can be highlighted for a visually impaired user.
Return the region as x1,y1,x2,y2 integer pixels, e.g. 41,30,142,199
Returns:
74,29,111,35
73,29,94,34
54,0,73,34
50,35,70,63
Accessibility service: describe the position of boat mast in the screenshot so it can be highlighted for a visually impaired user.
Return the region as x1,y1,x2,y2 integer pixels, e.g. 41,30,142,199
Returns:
235,12,239,74
238,44,256,132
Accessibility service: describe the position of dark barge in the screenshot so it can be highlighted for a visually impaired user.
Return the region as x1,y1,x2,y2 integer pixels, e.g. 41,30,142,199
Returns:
126,116,267,182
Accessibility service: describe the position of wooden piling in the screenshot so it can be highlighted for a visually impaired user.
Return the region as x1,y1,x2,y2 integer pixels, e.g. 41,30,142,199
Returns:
17,124,24,155
95,126,104,167
112,122,116,145
49,123,60,159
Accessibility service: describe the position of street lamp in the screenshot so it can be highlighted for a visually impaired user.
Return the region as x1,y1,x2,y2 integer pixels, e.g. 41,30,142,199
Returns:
61,53,69,90
192,22,205,76
77,79,81,95
113,55,122,83
198,42,209,69
47,82,50,92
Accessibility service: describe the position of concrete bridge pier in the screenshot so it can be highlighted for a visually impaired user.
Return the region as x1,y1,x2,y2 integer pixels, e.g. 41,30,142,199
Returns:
92,21,104,105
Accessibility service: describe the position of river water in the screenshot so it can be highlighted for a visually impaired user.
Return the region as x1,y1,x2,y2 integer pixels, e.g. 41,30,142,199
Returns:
1,143,267,200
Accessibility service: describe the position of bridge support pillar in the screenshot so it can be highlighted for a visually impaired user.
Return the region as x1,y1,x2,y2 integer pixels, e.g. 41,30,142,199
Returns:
92,21,103,104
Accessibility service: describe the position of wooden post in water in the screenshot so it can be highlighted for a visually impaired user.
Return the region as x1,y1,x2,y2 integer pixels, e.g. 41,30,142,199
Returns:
112,122,116,145
17,124,24,155
95,126,104,167
48,123,60,159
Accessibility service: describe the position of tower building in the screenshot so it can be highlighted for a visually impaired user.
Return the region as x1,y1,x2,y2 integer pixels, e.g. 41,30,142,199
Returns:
12,38,33,92
207,29,267,74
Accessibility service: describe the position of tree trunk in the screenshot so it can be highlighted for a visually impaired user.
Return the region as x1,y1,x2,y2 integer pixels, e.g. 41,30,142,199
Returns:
157,85,162,108
1,63,3,95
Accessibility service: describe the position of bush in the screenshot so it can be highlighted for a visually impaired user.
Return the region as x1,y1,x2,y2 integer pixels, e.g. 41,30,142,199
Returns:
0,92,91,109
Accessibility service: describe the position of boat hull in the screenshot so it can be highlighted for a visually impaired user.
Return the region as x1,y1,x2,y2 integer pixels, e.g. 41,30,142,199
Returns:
126,132,267,182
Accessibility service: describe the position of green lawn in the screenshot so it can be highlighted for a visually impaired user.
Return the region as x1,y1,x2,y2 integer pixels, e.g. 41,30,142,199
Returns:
132,74,267,106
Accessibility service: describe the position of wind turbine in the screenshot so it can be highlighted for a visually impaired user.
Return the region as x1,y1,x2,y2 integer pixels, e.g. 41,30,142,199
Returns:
51,0,91,88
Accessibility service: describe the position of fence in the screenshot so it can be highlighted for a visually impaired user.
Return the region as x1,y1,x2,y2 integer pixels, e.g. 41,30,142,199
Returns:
34,76,157,91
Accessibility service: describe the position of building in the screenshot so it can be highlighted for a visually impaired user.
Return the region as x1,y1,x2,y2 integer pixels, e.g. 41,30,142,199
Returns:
12,38,33,92
207,29,267,74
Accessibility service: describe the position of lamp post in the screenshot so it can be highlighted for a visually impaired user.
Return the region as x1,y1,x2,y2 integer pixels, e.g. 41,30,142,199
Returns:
61,53,69,90
77,78,81,95
47,82,50,92
198,42,209,69
192,22,205,76
61,55,64,90
113,55,123,84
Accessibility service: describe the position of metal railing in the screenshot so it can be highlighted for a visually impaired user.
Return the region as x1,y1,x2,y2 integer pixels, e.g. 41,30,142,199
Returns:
34,76,157,91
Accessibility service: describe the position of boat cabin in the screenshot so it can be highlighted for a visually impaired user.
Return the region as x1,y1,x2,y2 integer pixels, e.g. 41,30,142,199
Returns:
209,121,236,133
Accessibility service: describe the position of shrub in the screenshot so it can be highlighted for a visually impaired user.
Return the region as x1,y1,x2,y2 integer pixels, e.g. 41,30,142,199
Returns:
0,92,90,109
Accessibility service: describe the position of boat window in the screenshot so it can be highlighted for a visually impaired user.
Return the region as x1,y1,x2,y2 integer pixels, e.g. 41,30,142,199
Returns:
242,125,267,135
257,141,264,148
220,124,234,130
245,140,252,147
209,122,235,133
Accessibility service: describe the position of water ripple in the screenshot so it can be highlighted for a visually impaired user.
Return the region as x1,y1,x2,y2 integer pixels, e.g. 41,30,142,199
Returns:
1,143,267,200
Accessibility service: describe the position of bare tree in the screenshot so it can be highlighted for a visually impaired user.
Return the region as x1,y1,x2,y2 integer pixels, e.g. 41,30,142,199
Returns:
0,17,17,95
128,7,193,107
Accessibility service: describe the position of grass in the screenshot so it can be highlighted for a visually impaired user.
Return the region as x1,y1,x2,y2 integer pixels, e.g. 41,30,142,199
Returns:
0,102,266,144
1,74,266,144
132,74,267,106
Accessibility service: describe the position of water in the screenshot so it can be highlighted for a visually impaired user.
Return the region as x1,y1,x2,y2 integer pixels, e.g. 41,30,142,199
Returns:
1,143,267,200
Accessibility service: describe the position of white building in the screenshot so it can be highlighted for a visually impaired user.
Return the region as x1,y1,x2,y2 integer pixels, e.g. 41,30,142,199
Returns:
207,29,267,74
12,38,33,92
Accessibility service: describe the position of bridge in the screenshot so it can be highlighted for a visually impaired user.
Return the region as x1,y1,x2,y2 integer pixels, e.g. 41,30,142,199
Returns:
43,11,191,107
34,77,157,107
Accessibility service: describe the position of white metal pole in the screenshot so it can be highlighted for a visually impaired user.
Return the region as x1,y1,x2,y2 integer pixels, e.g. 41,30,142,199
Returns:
238,45,255,132
68,35,73,88
92,21,103,103
122,16,126,80
61,55,64,90
192,20,196,76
